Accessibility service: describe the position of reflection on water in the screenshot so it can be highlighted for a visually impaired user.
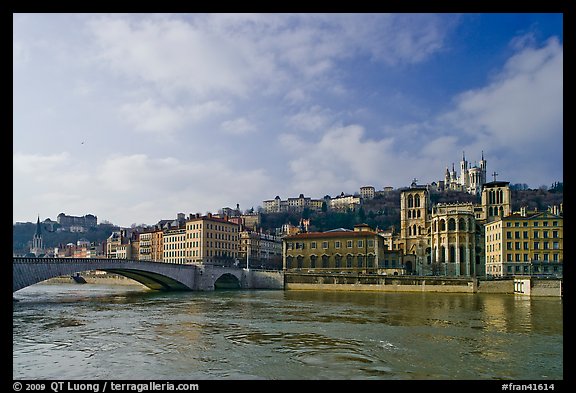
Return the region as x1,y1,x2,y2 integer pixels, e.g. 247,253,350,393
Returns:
13,284,562,380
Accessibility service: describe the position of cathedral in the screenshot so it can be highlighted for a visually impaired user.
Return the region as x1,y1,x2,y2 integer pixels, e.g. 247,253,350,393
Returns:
443,151,487,196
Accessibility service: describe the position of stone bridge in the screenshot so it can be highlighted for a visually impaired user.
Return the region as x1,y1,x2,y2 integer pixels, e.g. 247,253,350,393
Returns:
13,258,284,292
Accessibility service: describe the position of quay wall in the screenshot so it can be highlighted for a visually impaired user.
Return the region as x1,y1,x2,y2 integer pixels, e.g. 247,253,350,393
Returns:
285,273,475,293
285,273,562,296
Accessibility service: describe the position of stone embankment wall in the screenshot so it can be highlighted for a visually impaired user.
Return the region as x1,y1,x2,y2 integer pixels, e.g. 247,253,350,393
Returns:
285,273,562,296
243,270,284,289
285,273,476,293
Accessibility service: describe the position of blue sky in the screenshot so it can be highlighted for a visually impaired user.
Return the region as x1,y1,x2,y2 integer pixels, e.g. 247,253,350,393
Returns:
13,13,563,227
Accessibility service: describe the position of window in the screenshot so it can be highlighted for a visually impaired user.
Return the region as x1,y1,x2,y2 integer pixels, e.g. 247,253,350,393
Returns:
358,240,363,248
347,240,353,248
322,241,328,249
515,242,520,250
543,231,549,238
543,253,549,261
553,242,559,250
368,240,374,248
507,242,512,250
311,242,317,249
335,241,341,249
515,254,520,262
507,254,512,262
524,254,529,262
310,255,317,268
367,255,375,268
346,254,353,268
506,232,512,239
543,221,548,227
534,222,539,227
357,255,364,268
534,242,539,250
514,231,520,239
523,231,528,239
322,255,329,268
543,242,549,250
523,242,529,250
335,255,342,268
553,230,558,238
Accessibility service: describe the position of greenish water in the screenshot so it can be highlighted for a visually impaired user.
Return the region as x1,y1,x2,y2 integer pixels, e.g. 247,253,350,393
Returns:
13,283,563,380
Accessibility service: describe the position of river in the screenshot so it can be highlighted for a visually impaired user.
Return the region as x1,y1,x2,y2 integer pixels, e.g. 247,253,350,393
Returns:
13,283,563,380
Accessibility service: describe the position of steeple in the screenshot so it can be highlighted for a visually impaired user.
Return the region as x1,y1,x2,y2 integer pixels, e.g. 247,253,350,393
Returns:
35,215,42,237
31,215,44,256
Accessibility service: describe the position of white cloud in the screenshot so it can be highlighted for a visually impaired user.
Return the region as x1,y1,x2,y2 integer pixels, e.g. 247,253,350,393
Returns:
280,125,403,195
220,117,257,135
120,98,228,136
444,37,562,151
287,106,334,133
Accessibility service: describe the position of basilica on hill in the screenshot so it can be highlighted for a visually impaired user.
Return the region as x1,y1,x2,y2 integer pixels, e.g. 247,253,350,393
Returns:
443,151,487,196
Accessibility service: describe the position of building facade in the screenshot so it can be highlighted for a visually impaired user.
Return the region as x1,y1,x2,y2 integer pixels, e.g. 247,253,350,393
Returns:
239,230,282,269
56,213,97,229
429,203,482,277
485,210,563,277
479,181,512,223
163,225,186,264
283,224,404,275
185,214,240,265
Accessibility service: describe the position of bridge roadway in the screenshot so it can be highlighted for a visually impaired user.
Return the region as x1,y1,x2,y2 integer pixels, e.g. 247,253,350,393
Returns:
13,257,284,292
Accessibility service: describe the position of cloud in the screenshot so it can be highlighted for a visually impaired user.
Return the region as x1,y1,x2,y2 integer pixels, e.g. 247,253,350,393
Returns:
220,117,257,135
416,36,562,186
87,14,454,100
119,98,228,136
280,125,401,195
287,106,334,133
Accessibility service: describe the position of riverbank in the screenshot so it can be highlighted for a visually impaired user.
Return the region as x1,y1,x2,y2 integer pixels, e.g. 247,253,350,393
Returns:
284,272,563,297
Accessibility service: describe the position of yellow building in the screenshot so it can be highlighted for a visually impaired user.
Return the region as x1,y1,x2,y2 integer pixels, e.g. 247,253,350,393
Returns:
163,225,186,264
185,213,240,265
485,210,563,277
283,224,404,275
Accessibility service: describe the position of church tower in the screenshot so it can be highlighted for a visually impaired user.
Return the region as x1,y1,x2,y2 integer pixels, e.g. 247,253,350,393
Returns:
460,151,468,189
479,150,487,185
30,216,44,256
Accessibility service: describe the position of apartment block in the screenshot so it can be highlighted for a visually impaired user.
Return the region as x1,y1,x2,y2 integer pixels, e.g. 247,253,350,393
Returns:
485,210,563,277
185,213,240,265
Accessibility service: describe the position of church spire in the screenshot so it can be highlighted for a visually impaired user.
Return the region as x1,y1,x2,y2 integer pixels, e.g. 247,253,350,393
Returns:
35,215,42,237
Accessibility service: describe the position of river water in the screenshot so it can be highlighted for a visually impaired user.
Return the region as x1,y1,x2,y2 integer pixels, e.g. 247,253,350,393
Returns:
13,283,563,380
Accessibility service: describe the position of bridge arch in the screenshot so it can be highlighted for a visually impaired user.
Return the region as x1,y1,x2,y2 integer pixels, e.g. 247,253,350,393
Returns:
214,273,241,289
13,258,197,292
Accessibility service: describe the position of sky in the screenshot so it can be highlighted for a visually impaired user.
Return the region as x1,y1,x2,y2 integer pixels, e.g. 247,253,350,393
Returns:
13,13,563,228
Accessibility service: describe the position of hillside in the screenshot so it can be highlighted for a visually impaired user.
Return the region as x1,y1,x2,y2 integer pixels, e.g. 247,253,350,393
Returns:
13,188,563,254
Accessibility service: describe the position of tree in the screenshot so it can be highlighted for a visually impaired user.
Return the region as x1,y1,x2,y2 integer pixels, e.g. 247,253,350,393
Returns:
321,201,328,213
358,206,366,222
